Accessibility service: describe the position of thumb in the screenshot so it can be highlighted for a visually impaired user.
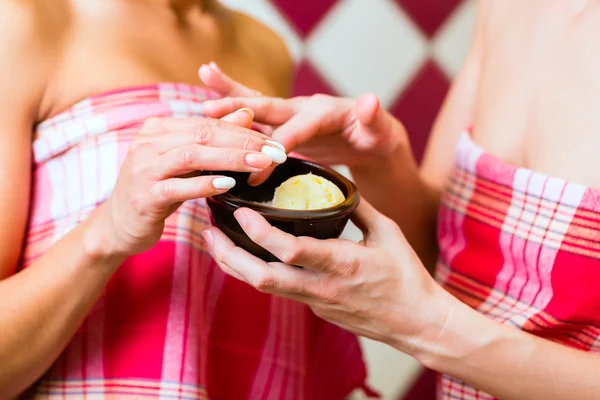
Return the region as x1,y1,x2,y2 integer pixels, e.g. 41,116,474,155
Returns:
352,93,404,150
354,93,395,135
350,198,400,244
220,108,254,129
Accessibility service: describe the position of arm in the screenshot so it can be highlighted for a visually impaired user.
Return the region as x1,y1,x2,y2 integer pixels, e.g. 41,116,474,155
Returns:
0,35,127,394
0,5,130,397
207,199,600,400
410,290,600,400
0,6,284,395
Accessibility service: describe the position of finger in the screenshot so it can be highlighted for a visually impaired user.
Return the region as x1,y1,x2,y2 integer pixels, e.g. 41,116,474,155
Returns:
354,93,381,126
152,124,286,158
270,109,322,153
350,199,400,243
198,63,262,97
148,119,286,156
247,165,276,187
203,97,297,125
352,93,404,150
151,175,236,207
233,208,351,272
270,95,357,152
203,227,318,295
157,145,285,178
220,108,254,129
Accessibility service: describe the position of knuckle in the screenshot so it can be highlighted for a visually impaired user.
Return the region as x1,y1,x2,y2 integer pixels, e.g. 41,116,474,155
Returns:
227,149,242,168
193,124,214,144
335,254,360,277
129,192,149,215
314,283,343,305
279,245,303,265
251,273,277,292
158,181,175,200
130,162,150,178
381,216,402,236
178,146,196,166
259,98,275,119
242,135,255,151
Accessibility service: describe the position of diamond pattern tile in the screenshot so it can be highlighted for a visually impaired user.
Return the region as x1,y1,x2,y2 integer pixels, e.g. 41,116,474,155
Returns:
291,61,338,97
307,0,427,107
395,0,463,38
388,60,450,163
271,0,339,38
432,0,477,77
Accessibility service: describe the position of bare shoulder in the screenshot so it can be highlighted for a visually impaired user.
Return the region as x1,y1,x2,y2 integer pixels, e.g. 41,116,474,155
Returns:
0,0,67,117
229,10,294,96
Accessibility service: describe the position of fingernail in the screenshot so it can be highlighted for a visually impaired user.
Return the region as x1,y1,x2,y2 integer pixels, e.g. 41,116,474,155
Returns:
235,210,248,228
261,146,287,164
212,177,236,190
199,64,210,74
209,61,221,73
202,230,214,246
245,153,272,168
266,140,286,152
238,108,254,118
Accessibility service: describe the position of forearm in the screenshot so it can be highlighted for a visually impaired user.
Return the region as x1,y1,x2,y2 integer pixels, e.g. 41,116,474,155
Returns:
0,205,126,398
410,291,600,399
350,146,440,270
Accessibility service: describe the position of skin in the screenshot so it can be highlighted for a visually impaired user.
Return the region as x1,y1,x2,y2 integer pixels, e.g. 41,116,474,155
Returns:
198,0,600,398
0,0,292,397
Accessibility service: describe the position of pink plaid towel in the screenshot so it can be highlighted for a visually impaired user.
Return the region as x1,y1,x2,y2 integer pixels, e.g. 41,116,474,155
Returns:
19,83,372,399
436,132,600,399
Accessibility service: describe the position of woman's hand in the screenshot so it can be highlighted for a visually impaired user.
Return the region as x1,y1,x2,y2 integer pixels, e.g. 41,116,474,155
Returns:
97,110,287,257
201,200,451,351
198,63,409,182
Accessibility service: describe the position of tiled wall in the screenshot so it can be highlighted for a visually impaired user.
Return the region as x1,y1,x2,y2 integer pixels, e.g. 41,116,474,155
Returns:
220,1,476,398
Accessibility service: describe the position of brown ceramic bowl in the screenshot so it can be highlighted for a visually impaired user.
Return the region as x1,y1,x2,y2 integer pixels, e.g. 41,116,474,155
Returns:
205,157,360,262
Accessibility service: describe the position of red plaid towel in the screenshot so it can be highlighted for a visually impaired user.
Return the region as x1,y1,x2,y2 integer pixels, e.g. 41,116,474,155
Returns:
436,132,600,399
20,83,371,399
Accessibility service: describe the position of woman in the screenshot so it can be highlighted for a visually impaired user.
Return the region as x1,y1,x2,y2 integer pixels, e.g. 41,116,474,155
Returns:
0,1,371,398
200,0,600,399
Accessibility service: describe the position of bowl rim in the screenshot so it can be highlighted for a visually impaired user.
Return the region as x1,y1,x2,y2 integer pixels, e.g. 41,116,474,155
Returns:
207,158,361,221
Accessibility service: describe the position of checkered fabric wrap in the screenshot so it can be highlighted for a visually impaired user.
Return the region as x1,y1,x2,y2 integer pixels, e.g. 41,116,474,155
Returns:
436,132,600,399
19,83,372,399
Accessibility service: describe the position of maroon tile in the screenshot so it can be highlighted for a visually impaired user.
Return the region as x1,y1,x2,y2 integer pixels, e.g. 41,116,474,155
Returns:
395,0,463,38
270,0,340,38
388,59,450,163
400,368,437,400
291,60,339,97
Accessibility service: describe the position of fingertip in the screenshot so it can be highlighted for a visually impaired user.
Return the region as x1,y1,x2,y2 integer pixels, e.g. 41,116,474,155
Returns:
202,229,215,247
198,64,212,81
233,208,249,228
208,61,222,73
355,93,381,125
238,107,255,120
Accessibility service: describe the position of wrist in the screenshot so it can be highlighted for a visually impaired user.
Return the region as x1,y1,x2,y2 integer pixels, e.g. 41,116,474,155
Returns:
406,289,505,372
82,201,129,266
